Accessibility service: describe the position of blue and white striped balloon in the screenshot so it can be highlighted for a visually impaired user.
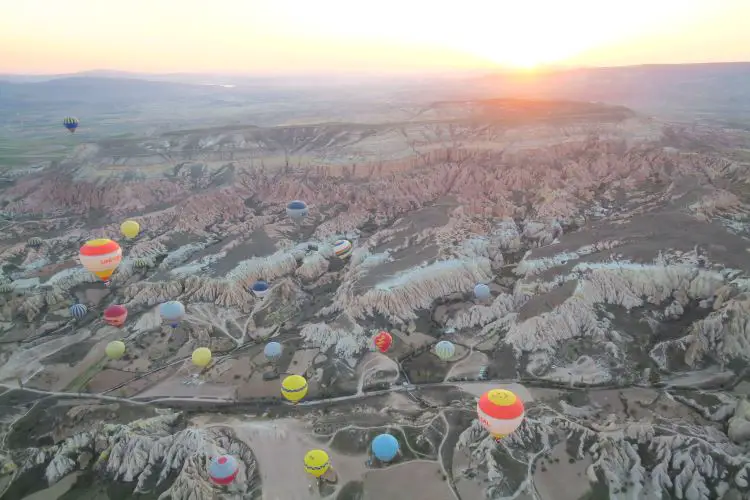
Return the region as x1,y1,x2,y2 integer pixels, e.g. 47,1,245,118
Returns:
434,340,455,361
69,303,88,320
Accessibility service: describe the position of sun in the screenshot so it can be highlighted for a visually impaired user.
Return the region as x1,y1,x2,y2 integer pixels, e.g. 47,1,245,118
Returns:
446,30,563,71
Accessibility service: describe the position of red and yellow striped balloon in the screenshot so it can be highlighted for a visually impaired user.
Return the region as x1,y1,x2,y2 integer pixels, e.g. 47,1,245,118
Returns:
477,389,525,440
79,239,122,281
373,331,392,353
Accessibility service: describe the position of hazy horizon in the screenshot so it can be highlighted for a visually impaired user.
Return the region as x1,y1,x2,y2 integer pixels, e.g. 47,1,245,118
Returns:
2,0,750,75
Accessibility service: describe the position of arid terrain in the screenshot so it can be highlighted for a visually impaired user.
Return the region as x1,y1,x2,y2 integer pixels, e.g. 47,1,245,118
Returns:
0,71,750,500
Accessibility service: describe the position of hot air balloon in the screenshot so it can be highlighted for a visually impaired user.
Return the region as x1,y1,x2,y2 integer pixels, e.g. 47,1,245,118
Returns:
281,374,308,403
159,301,185,328
79,239,122,283
120,220,140,239
103,305,127,327
373,331,392,353
304,449,330,478
264,341,283,362
0,284,11,294
371,434,399,462
286,200,308,220
192,347,212,368
133,258,149,269
27,237,43,248
63,117,79,133
69,303,88,320
474,283,491,301
476,389,525,441
434,340,455,361
208,454,239,485
105,340,126,360
251,280,269,298
333,239,353,260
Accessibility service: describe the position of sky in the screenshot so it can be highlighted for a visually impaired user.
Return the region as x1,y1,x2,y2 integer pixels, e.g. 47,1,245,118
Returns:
1,0,749,75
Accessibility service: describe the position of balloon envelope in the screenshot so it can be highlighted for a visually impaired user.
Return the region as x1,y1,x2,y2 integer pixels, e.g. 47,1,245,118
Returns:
286,200,309,220
434,340,455,360
79,239,122,281
476,389,525,439
105,340,126,359
474,283,491,300
69,303,88,319
333,239,353,259
264,341,282,362
251,280,269,298
192,347,212,367
159,301,185,326
208,454,239,485
371,434,399,462
281,374,308,403
103,304,127,327
120,220,140,239
63,117,79,133
373,331,392,353
304,449,330,478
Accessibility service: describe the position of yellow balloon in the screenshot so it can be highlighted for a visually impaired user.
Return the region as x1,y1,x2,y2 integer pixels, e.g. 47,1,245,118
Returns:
303,449,330,478
105,340,126,360
120,220,140,239
281,374,308,403
192,347,212,367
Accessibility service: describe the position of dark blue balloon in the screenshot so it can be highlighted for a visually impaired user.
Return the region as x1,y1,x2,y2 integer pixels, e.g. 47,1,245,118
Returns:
252,280,269,292
63,117,79,132
287,200,307,210
69,303,87,319
371,434,399,462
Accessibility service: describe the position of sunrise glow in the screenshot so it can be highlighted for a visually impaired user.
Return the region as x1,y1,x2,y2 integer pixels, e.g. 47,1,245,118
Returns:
0,0,749,74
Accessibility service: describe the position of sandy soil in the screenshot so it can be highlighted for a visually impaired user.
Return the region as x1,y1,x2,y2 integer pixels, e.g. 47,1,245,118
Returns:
21,471,80,500
286,348,319,378
534,443,593,500
237,371,284,399
134,376,237,399
210,354,284,400
452,448,489,500
362,461,454,500
85,369,135,393
33,335,114,391
444,350,489,381
199,418,369,500
390,330,434,349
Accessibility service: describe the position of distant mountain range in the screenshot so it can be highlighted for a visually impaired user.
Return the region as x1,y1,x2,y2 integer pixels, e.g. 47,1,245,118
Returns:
470,62,750,124
1,62,749,134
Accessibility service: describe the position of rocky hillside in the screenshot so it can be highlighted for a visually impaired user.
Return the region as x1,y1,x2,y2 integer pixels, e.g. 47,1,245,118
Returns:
0,98,749,499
